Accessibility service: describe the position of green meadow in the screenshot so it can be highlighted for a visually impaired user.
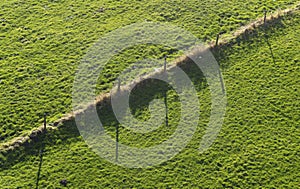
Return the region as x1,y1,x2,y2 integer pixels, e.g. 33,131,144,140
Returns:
0,4,299,188
0,0,298,142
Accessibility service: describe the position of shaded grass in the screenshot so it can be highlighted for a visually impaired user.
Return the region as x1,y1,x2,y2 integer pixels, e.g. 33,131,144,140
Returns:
0,55,211,188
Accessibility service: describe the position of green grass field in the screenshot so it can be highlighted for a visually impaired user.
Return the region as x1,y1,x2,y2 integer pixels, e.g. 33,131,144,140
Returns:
0,0,298,143
0,6,299,188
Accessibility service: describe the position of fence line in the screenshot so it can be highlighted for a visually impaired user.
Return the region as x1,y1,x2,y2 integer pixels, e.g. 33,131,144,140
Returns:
1,3,299,153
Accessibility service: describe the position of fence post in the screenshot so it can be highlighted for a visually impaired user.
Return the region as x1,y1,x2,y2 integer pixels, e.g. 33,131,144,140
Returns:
215,33,220,47
117,78,121,92
264,9,267,26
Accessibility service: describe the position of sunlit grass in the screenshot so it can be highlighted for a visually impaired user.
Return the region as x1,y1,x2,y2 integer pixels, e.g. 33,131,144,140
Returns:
0,9,299,188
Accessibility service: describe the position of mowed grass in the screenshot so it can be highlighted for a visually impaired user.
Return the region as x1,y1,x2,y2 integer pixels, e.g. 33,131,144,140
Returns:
1,10,299,188
0,0,298,142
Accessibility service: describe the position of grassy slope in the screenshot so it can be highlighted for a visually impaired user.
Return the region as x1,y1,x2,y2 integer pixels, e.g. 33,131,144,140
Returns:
0,0,298,142
0,9,299,189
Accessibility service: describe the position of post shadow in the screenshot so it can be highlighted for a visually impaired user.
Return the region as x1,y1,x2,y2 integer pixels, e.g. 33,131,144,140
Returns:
164,91,168,127
116,86,120,162
164,56,168,127
263,9,276,64
264,34,276,64
35,135,45,189
115,124,119,162
35,114,47,189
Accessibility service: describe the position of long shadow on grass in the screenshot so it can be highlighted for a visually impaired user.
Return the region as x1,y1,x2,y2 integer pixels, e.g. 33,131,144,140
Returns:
0,59,206,171
264,34,276,64
212,15,286,69
35,135,45,189
0,119,80,171
0,13,289,170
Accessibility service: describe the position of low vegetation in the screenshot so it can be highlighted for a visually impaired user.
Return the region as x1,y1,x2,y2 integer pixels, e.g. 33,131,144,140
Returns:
0,8,299,188
0,0,298,142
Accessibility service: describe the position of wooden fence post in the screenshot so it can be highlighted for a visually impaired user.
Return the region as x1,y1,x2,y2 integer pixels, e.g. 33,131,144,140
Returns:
216,33,220,47
264,10,267,26
117,78,121,92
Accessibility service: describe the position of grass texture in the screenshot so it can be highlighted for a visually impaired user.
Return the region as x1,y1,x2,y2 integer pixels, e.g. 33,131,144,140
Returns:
0,9,299,188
